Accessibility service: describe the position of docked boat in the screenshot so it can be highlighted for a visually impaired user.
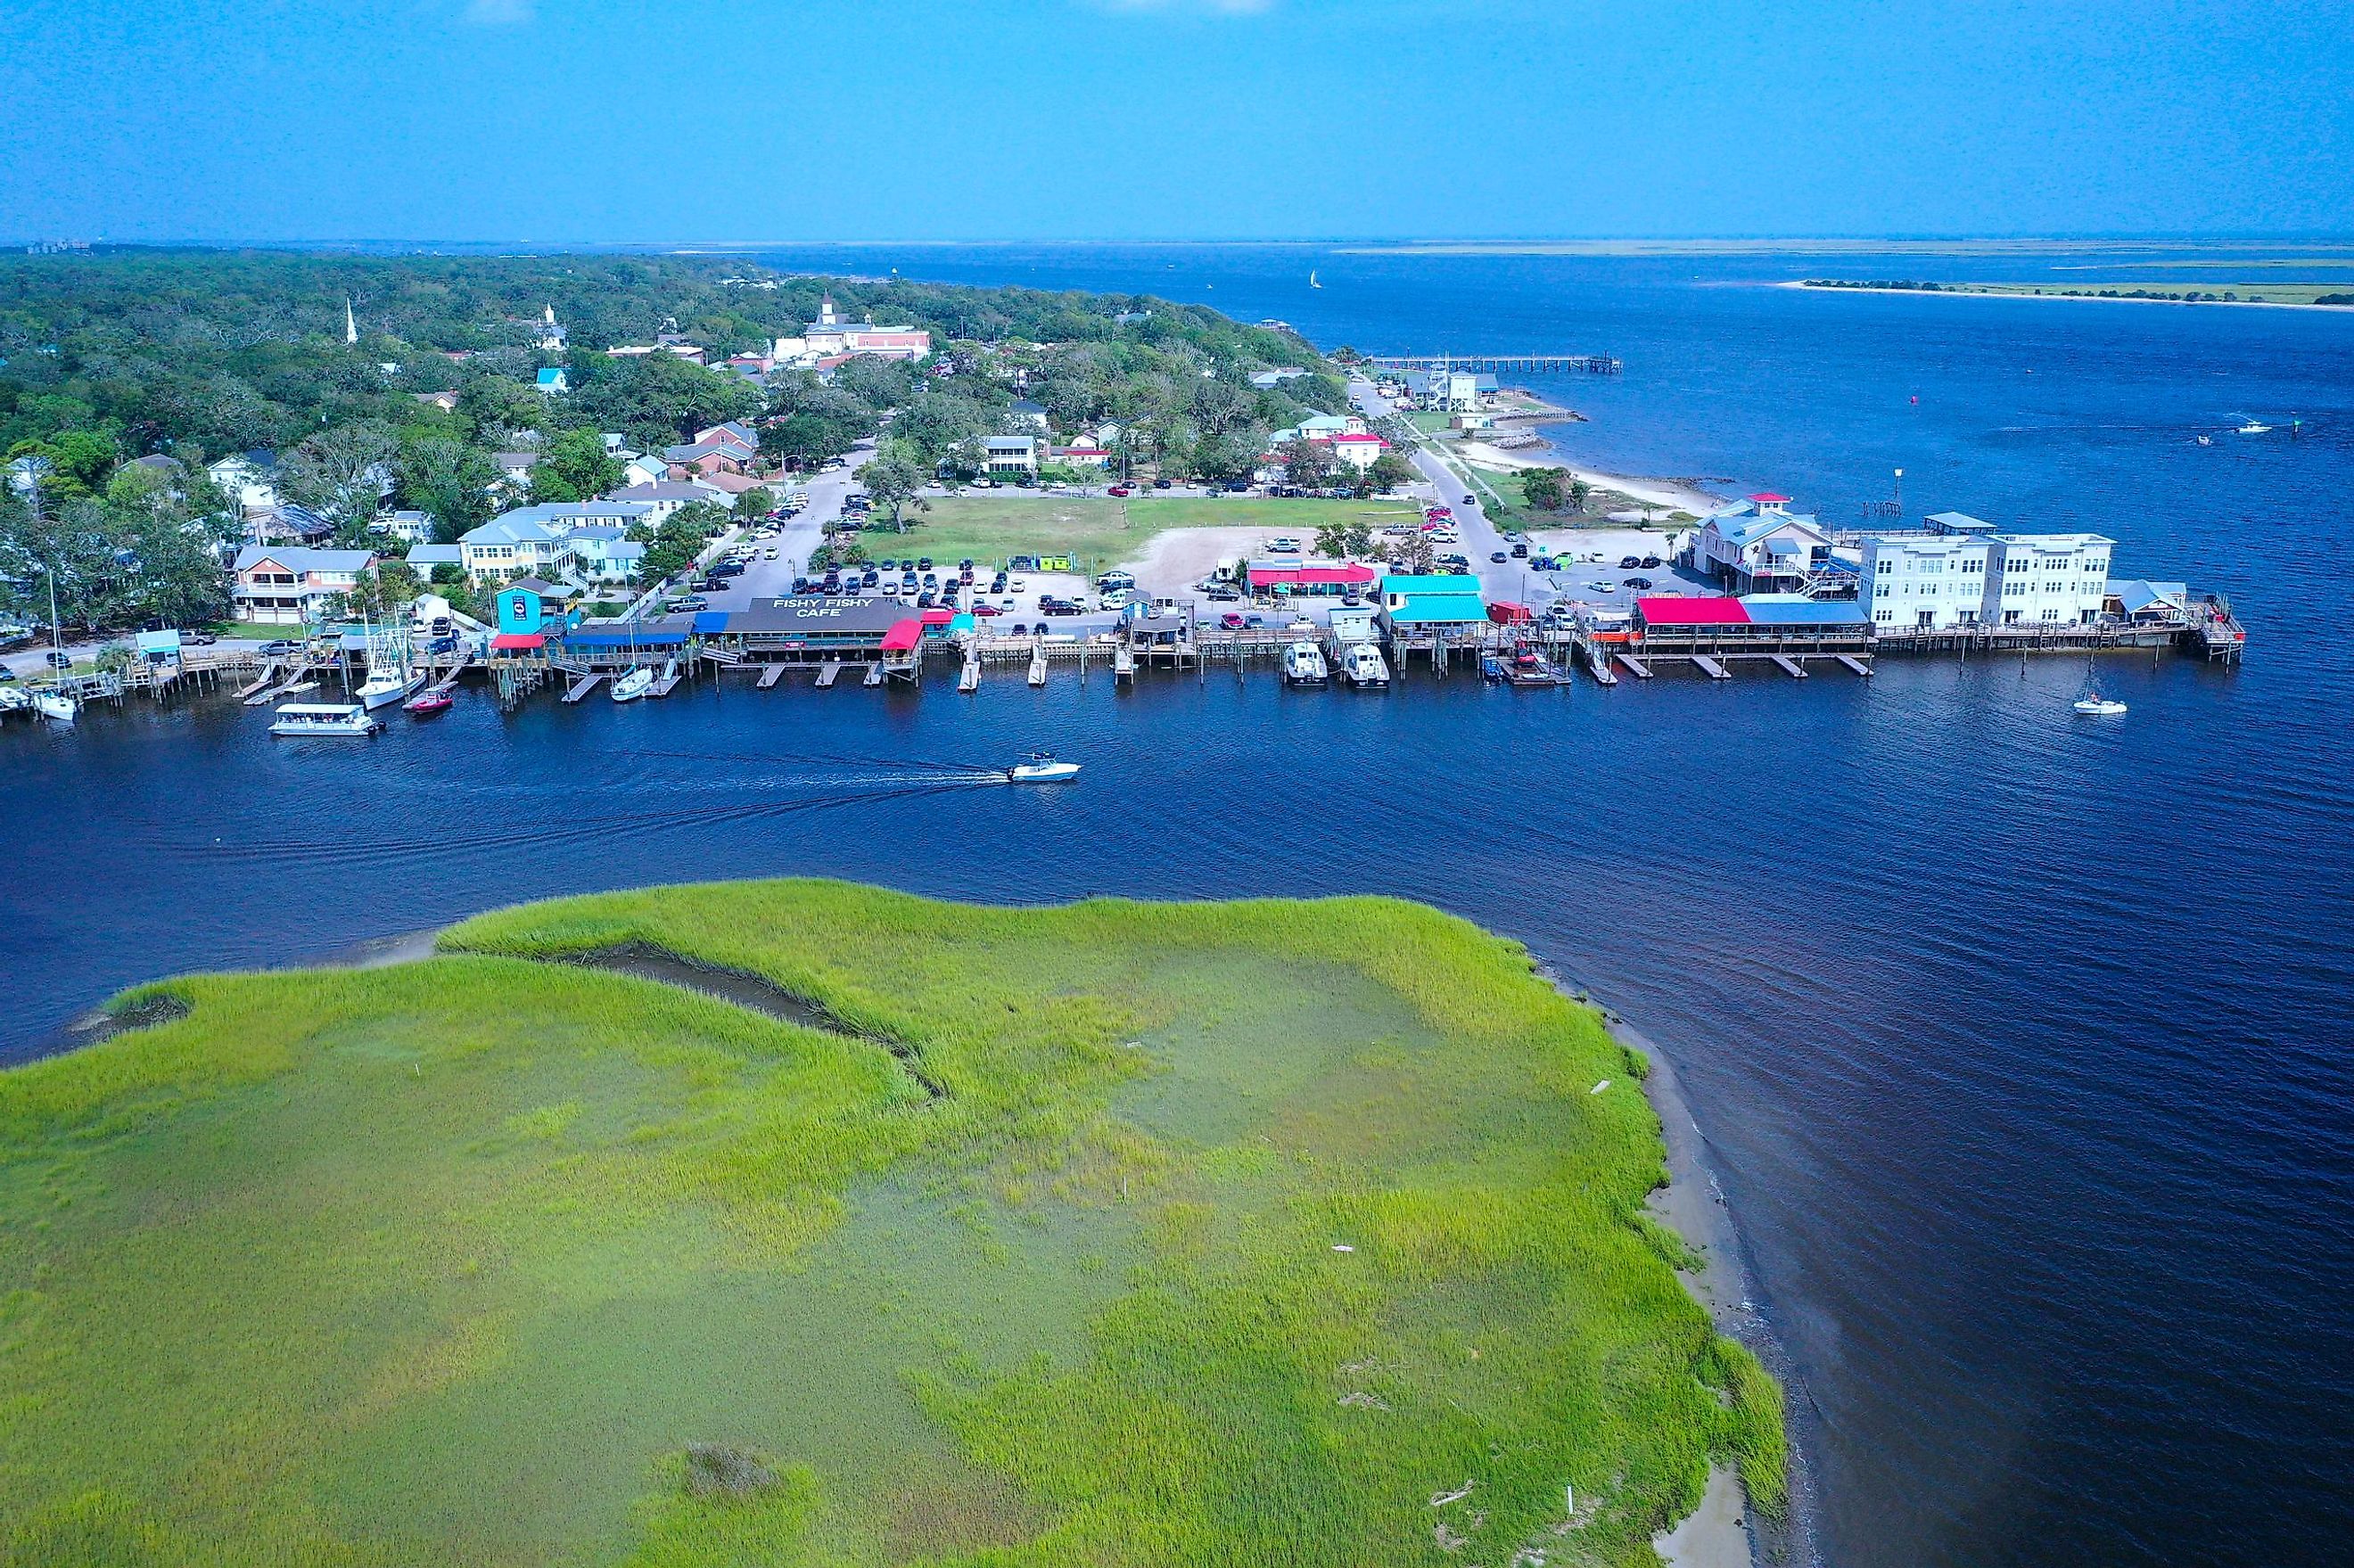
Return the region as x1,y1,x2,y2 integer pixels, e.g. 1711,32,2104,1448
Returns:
610,666,655,702
356,669,424,710
269,702,382,737
1281,640,1330,686
1008,752,1081,783
32,689,77,722
403,689,453,716
2072,695,2128,716
0,686,29,714
1338,641,1390,688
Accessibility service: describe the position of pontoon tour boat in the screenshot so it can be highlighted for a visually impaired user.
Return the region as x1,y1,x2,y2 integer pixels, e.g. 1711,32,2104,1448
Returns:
1282,640,1330,686
269,702,383,737
1008,752,1081,783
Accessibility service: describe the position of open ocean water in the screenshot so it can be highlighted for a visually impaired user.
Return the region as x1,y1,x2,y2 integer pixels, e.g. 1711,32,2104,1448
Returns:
4,244,2351,1568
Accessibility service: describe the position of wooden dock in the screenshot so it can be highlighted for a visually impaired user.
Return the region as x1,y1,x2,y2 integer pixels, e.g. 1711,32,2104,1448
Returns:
862,662,883,687
1615,653,1652,679
1584,646,1618,685
1770,654,1808,679
561,673,607,703
757,663,787,690
648,669,682,697
959,649,981,692
1368,353,1621,375
814,660,842,689
1837,654,1873,677
1028,644,1048,686
1691,655,1731,680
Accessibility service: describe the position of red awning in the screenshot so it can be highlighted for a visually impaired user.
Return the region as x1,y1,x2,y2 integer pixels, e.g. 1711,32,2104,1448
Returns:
918,608,956,625
490,633,545,650
1636,596,1752,626
1246,562,1379,588
879,619,922,652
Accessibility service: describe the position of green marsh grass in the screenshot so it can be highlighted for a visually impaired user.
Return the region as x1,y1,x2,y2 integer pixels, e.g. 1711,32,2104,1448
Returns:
0,881,1782,1565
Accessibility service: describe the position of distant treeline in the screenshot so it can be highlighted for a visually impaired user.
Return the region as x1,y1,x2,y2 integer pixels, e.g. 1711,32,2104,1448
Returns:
1806,277,2354,306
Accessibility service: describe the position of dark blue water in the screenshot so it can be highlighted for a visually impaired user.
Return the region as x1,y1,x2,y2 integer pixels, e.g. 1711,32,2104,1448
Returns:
5,247,2351,1568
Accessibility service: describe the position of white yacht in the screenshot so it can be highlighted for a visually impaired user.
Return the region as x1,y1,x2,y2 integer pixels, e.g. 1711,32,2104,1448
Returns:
1282,640,1330,686
269,702,382,737
2072,695,2128,716
1008,752,1080,783
1338,642,1391,688
33,689,77,723
356,668,424,710
610,666,655,702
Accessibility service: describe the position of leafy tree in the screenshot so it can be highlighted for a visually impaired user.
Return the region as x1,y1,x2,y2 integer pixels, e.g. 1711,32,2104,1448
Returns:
1568,477,1592,513
6,431,118,500
529,428,623,503
762,412,862,470
280,421,398,523
637,501,729,584
398,437,498,543
1280,437,1338,491
1520,467,1567,511
1313,520,1374,559
856,443,929,532
1369,450,1414,492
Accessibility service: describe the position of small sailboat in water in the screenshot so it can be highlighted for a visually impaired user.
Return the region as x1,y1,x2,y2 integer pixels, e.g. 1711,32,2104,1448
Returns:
1309,269,1322,290
610,666,654,702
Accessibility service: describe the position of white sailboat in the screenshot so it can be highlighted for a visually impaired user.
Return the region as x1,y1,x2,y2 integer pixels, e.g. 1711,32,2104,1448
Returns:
610,666,654,702
1309,270,1322,289
35,564,76,722
33,689,77,723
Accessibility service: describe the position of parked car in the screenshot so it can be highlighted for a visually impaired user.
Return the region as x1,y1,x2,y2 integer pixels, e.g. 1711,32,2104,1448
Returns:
1641,555,1662,569
1108,485,1131,497
1510,543,1529,558
178,628,218,646
259,639,300,656
1243,614,1264,628
1153,477,1173,488
669,595,709,612
1219,612,1247,630
917,558,934,571
1490,550,1509,563
1009,622,1030,636
975,603,1002,617
1586,580,1616,594
1206,587,1240,602
45,650,74,669
1619,555,1642,570
1626,576,1654,590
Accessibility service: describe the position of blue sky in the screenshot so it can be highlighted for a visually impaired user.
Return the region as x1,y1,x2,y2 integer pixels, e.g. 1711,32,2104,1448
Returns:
2,0,2346,242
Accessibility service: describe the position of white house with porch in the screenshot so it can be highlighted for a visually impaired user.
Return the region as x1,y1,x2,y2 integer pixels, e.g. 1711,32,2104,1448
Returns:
1691,495,1833,592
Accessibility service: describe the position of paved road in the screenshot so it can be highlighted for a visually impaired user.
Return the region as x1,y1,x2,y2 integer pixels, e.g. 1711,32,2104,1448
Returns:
1348,380,1538,607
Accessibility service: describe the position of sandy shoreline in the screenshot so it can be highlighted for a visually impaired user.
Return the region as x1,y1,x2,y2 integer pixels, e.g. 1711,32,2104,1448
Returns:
1780,279,2354,312
1527,965,1817,1568
1450,437,1726,515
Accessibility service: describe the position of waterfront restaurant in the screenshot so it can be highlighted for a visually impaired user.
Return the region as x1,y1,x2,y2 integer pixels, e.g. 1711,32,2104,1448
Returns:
1379,573,1489,666
695,595,926,665
1246,561,1379,600
1633,594,1869,652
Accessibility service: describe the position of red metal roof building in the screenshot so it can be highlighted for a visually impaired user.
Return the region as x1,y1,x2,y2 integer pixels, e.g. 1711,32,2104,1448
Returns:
1634,595,1752,627
1246,562,1379,595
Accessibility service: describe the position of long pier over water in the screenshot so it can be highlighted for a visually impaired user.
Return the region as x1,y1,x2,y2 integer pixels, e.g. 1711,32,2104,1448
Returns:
1367,353,1622,374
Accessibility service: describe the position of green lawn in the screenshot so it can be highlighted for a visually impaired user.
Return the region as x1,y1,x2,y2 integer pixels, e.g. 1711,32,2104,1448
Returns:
863,497,1426,574
0,881,1782,1567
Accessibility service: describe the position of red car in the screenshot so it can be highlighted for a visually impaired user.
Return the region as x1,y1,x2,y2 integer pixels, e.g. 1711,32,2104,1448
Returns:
974,603,1003,616
1219,612,1247,630
1108,485,1131,497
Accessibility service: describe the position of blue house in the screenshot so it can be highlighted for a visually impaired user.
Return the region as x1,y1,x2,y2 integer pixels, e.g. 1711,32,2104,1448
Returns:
496,577,567,636
536,367,570,395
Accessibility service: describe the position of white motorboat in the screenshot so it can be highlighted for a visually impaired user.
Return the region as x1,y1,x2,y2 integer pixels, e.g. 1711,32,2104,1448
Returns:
2072,696,2128,716
1008,752,1081,783
1282,640,1330,685
356,669,424,710
0,686,30,713
269,702,381,737
610,666,655,702
33,690,77,723
2236,419,2271,435
1338,641,1391,688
